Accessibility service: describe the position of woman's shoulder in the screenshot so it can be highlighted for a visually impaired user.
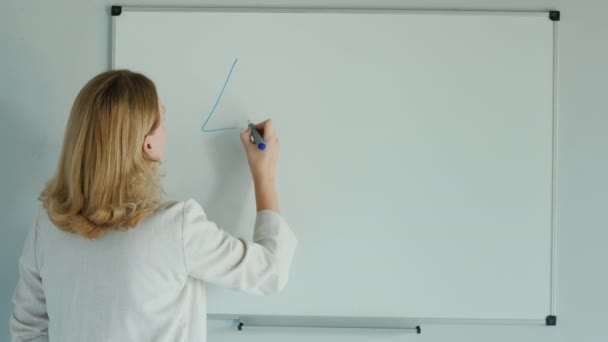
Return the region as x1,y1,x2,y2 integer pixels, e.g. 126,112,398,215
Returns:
156,198,206,220
158,198,201,211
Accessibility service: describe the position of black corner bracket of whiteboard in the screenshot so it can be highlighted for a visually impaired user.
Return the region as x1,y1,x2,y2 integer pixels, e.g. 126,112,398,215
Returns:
549,10,560,21
545,315,557,326
111,5,122,16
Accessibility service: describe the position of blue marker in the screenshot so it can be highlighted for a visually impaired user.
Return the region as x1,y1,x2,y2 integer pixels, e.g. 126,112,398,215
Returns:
248,123,266,150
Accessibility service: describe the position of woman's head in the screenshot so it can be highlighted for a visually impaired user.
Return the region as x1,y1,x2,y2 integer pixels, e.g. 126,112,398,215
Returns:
41,69,166,238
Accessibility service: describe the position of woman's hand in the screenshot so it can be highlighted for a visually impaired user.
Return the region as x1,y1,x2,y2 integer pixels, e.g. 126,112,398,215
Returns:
240,119,280,184
240,119,281,212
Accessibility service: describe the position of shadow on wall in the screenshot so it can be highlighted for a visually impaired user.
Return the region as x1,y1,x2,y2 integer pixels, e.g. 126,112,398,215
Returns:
198,130,254,237
0,99,58,334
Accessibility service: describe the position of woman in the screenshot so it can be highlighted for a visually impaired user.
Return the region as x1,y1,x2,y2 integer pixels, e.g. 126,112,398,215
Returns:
10,70,297,341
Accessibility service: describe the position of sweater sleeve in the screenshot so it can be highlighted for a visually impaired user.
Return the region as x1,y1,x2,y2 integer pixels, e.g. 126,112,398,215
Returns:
10,208,49,342
181,199,297,295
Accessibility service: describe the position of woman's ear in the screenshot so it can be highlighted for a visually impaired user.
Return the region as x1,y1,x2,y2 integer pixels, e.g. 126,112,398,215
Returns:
142,134,155,159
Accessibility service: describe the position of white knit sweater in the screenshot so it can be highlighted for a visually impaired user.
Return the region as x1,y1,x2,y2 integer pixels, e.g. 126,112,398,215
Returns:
10,199,297,341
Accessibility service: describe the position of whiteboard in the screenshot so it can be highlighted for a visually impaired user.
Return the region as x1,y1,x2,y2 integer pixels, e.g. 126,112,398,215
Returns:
113,7,557,323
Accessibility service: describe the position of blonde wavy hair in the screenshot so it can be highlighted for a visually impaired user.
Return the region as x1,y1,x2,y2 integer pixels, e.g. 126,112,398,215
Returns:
40,70,163,239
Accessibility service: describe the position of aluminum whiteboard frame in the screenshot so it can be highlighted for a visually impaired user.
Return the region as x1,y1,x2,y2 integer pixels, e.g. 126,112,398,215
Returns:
111,6,559,328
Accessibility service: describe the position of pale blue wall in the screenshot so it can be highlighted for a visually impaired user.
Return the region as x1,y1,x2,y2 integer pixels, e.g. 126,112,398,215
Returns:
1,0,606,341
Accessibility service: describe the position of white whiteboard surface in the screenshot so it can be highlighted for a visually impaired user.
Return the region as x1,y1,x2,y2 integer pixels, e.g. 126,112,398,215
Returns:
113,8,556,323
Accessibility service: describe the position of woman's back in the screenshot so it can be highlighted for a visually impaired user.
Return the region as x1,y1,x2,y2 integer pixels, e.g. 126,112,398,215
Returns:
12,199,296,342
37,200,189,341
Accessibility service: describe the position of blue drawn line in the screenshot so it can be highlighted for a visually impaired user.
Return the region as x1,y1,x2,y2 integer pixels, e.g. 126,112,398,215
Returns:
201,58,239,133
